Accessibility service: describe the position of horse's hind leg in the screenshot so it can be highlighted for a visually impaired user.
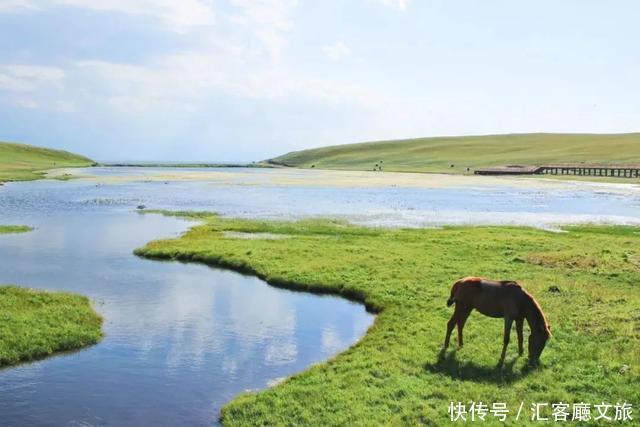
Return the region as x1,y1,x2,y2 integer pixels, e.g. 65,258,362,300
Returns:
456,307,472,347
499,316,513,364
516,318,524,356
443,306,460,349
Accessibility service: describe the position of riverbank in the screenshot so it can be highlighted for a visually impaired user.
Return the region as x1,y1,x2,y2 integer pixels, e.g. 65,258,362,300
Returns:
0,141,93,183
136,212,640,425
51,165,640,191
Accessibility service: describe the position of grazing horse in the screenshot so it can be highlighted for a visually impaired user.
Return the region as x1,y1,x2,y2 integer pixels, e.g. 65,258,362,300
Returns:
442,277,551,365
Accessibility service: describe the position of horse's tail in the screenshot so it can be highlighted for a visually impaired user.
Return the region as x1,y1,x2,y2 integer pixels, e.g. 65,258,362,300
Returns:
446,280,461,306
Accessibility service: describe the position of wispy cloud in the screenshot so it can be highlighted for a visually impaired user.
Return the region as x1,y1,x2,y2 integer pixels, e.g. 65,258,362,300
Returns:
322,41,351,61
0,0,381,117
0,0,38,13
73,50,382,116
229,0,298,59
0,65,64,91
0,64,75,112
373,0,409,11
0,0,216,32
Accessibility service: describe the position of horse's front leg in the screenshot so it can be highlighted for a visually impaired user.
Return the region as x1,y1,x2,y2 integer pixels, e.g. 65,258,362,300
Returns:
516,318,524,356
499,315,513,364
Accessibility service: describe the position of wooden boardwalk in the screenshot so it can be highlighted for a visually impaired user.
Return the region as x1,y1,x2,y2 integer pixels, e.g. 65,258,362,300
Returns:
475,164,640,178
538,165,640,178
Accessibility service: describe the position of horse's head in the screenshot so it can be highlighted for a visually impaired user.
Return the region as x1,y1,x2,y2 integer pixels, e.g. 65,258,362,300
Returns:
528,325,551,365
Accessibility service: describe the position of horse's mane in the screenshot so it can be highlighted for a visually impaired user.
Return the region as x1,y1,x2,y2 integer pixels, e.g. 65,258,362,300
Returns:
521,287,551,336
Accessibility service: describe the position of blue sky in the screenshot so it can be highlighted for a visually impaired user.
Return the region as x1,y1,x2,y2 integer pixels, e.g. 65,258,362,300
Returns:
0,1,638,162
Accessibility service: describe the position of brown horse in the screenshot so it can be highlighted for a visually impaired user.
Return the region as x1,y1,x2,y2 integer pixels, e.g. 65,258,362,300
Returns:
442,277,551,365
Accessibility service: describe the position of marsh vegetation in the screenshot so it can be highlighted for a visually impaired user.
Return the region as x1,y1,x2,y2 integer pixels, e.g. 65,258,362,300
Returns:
0,286,102,367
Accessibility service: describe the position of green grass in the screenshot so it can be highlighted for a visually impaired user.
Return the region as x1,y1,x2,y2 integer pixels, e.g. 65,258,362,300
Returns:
0,226,102,366
135,212,640,425
0,225,33,234
269,132,640,175
0,286,103,367
0,141,93,182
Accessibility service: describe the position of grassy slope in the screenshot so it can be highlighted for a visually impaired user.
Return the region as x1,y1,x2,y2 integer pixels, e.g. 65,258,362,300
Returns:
0,227,103,367
0,141,93,182
136,213,640,426
270,133,640,174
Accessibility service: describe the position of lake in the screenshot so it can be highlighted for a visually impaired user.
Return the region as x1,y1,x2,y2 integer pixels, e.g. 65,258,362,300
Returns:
1,167,639,425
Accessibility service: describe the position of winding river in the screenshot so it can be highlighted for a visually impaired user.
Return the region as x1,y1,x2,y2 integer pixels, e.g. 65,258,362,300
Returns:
1,167,639,425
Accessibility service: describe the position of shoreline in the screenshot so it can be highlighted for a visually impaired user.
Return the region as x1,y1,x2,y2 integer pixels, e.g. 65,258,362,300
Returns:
45,165,640,190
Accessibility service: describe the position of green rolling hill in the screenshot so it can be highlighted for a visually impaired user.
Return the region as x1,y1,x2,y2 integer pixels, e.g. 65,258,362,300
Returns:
268,133,640,174
0,141,93,182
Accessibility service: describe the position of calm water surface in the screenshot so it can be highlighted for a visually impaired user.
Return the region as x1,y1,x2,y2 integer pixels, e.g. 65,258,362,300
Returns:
1,167,639,426
0,171,375,426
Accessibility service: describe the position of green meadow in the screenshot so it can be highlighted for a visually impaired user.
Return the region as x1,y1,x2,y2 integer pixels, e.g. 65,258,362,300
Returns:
136,212,640,425
0,141,93,182
269,132,640,175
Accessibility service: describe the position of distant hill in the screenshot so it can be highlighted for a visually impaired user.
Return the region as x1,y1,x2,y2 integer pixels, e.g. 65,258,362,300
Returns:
268,133,640,174
0,141,93,182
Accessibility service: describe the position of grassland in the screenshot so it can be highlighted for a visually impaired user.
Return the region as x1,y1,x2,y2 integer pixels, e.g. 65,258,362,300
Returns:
136,212,640,425
269,132,640,175
0,286,103,367
0,141,93,182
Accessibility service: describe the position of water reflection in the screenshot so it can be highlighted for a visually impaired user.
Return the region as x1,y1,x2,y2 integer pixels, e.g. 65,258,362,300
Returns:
0,179,373,426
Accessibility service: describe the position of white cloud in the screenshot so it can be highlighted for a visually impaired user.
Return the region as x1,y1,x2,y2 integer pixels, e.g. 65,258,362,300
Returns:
12,98,39,109
230,0,296,30
0,0,37,13
54,99,76,113
322,41,351,61
0,64,78,112
229,0,298,59
373,0,409,11
72,47,383,116
0,0,216,32
0,65,64,91
0,0,383,120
